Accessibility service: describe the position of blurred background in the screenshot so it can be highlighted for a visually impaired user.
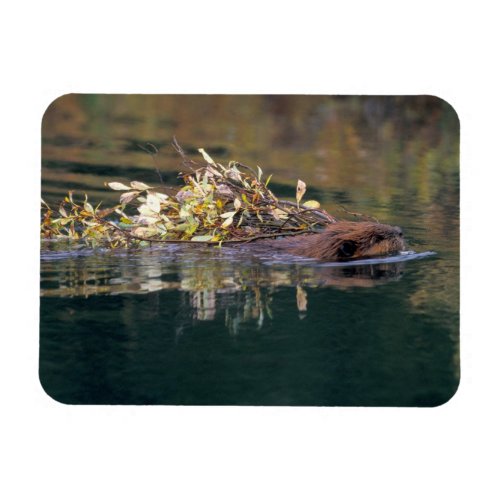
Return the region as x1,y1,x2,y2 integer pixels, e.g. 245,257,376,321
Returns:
42,95,458,212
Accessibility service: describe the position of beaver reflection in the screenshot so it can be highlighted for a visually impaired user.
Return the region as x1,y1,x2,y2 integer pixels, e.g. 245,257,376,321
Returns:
263,221,405,261
321,262,404,288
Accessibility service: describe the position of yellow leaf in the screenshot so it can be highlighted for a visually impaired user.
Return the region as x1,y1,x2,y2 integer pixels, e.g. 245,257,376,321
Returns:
296,286,308,312
303,200,320,209
132,226,159,238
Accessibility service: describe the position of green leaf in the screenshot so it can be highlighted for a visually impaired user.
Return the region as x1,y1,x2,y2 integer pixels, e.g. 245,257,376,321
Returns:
198,148,215,165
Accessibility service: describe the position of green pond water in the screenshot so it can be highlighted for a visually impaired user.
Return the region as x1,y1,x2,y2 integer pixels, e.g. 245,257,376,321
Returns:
40,95,459,406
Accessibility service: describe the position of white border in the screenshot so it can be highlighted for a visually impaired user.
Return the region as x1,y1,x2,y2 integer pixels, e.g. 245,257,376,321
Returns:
2,1,498,499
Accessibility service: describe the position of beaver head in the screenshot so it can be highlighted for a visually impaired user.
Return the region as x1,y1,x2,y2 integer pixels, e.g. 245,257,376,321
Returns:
269,221,405,261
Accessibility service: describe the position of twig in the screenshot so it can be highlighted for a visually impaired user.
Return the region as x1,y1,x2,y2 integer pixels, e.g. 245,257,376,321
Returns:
138,142,164,185
338,205,378,222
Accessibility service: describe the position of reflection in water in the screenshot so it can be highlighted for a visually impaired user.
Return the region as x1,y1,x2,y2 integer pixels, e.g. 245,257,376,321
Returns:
41,242,411,313
40,95,459,406
41,242,439,346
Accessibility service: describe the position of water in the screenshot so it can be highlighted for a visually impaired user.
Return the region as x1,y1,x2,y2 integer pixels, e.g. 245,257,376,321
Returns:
40,95,459,406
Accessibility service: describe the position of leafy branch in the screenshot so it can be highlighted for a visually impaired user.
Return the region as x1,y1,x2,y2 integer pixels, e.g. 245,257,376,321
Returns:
41,142,337,248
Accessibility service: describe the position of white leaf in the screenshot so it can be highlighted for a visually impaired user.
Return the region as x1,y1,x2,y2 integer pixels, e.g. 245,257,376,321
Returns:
107,182,131,191
256,165,263,181
234,198,242,210
220,211,237,219
216,184,233,197
179,205,192,218
271,208,287,220
296,179,307,204
150,191,169,202
207,165,223,177
120,190,141,204
136,215,160,225
137,204,158,217
146,193,161,213
130,181,152,191
221,216,234,228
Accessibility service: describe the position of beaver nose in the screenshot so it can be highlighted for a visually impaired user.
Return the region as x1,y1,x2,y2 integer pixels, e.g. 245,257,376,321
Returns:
394,226,404,237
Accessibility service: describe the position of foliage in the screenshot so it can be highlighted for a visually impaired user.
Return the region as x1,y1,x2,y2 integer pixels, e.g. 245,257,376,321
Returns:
41,142,336,248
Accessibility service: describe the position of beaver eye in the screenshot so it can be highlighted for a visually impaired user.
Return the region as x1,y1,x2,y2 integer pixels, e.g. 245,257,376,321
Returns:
339,240,357,258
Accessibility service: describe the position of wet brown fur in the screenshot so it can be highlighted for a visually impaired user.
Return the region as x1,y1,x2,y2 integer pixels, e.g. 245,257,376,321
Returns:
264,221,405,261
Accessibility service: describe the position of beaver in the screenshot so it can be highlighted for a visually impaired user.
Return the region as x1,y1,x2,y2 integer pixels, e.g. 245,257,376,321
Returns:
260,221,405,261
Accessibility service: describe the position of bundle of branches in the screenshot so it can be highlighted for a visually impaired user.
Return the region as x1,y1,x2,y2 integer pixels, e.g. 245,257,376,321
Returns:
41,141,336,248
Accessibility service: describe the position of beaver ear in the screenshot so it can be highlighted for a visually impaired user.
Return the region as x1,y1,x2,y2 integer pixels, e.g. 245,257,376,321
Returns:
338,240,357,258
